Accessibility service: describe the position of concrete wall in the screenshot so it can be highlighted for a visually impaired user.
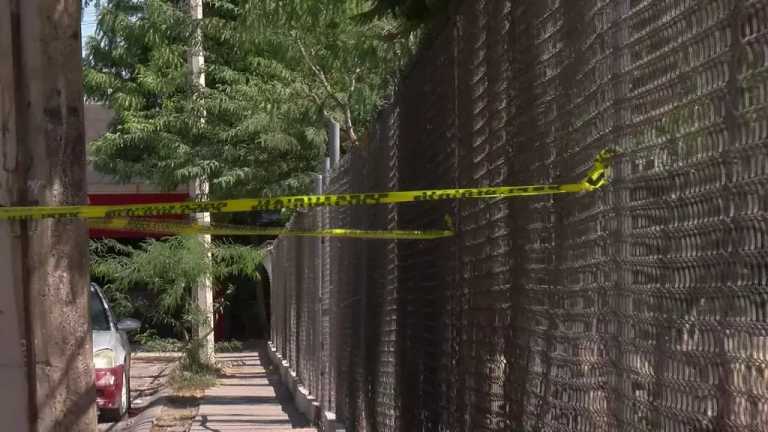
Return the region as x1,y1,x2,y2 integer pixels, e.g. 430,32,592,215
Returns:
84,103,187,195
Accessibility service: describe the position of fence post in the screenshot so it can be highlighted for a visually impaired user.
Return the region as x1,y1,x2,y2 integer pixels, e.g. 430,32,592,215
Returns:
313,173,324,401
328,119,341,169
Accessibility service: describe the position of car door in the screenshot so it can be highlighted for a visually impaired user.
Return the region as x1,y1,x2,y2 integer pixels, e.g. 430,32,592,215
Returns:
91,284,128,365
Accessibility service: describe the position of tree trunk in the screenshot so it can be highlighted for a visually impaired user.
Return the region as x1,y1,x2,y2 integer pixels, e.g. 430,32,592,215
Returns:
0,1,96,430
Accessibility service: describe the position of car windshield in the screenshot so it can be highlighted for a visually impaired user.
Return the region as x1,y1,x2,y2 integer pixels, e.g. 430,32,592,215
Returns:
90,288,111,331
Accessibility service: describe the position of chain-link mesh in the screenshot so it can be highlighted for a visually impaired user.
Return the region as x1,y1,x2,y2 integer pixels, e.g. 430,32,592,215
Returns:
269,1,768,431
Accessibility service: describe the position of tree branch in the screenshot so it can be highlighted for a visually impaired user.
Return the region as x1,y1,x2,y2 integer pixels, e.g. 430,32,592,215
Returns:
296,37,359,145
296,38,345,110
297,77,332,119
348,66,361,103
343,105,358,146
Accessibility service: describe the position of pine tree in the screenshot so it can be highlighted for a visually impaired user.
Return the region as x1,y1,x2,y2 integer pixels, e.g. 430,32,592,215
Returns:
84,0,414,199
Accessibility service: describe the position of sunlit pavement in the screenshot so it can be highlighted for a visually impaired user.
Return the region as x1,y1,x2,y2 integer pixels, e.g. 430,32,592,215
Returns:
191,351,315,432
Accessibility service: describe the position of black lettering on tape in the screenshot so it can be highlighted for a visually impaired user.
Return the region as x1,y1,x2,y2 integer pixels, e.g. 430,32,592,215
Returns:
51,212,82,219
146,205,178,216
349,195,362,205
309,196,330,207
106,208,138,218
177,204,192,213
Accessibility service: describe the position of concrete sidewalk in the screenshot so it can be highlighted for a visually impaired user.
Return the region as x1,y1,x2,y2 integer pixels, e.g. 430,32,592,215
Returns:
191,351,315,432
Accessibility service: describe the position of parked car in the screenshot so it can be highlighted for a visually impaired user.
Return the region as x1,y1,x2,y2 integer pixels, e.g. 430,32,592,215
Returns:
90,283,141,421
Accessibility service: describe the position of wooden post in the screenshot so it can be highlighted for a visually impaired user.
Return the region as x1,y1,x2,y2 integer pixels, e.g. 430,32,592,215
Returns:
188,0,214,362
0,0,96,430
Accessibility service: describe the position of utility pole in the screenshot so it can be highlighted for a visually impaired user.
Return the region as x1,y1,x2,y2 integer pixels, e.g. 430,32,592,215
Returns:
188,0,214,363
0,0,96,430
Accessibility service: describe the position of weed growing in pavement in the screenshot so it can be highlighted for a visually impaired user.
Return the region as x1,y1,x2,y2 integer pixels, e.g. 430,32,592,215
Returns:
168,367,218,392
169,335,221,391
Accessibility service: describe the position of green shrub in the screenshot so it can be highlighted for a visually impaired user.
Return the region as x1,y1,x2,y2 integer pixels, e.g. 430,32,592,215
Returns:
168,368,218,392
215,340,244,353
134,330,184,353
90,236,266,370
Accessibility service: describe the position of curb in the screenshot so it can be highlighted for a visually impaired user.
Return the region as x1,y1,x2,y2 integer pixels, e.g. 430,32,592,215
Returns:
119,388,173,432
266,342,345,432
114,354,179,432
132,352,183,359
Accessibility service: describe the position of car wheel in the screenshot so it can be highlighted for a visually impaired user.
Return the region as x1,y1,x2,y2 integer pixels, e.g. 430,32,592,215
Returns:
101,365,129,422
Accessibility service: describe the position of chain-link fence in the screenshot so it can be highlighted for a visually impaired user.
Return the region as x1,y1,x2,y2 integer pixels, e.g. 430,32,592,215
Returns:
269,0,768,431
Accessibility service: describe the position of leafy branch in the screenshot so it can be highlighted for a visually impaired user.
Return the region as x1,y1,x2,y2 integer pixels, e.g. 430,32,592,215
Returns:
296,36,359,145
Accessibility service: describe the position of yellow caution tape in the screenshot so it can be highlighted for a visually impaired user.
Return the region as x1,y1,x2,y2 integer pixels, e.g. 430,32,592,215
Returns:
0,150,615,221
88,218,454,240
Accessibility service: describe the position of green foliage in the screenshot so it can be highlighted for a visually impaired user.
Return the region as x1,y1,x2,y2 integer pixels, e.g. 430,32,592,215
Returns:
361,0,449,32
84,0,415,198
89,236,265,339
214,340,243,352
239,1,416,147
214,241,266,281
134,329,185,352
91,235,265,371
169,366,219,391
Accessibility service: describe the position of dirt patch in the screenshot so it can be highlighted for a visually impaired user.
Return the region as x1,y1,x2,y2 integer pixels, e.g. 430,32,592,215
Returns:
150,391,203,432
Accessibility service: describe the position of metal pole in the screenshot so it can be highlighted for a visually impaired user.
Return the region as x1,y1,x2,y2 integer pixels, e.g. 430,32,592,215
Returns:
328,119,340,169
188,0,214,362
310,174,323,398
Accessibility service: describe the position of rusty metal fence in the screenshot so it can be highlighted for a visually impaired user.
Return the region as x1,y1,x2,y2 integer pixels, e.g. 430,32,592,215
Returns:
268,0,768,431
